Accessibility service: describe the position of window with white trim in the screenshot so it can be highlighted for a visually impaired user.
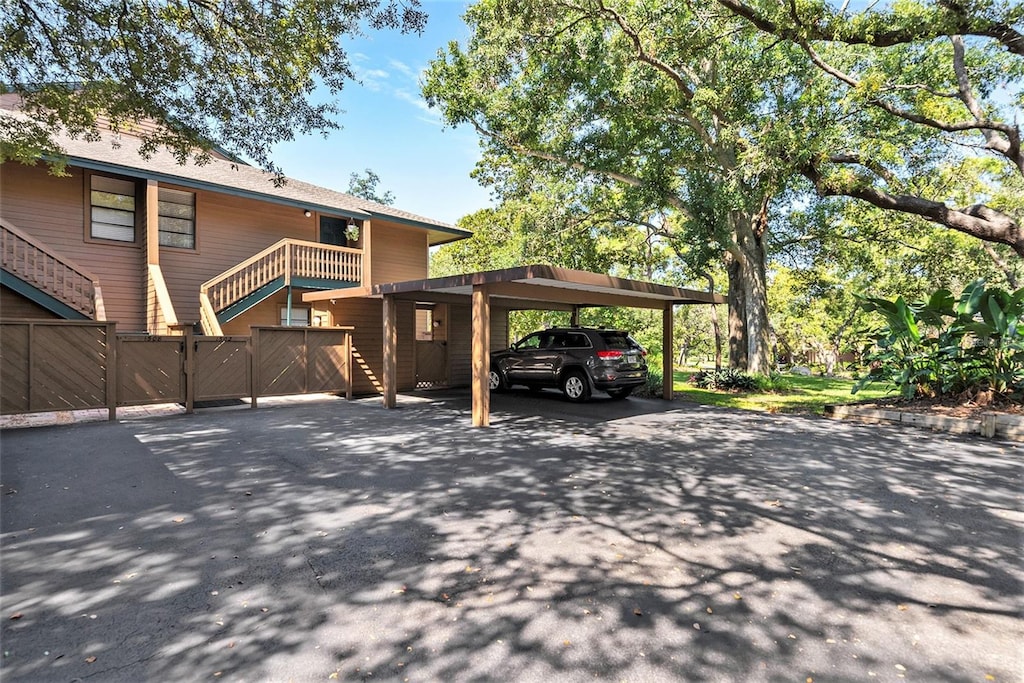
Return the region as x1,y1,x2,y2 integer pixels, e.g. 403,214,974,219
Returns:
158,187,196,249
90,175,136,242
279,307,310,327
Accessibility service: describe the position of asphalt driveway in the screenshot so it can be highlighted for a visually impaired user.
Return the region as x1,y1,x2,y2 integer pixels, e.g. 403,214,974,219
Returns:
1,391,1021,681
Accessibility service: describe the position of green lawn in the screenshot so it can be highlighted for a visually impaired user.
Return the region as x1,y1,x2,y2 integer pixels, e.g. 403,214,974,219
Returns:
672,369,893,415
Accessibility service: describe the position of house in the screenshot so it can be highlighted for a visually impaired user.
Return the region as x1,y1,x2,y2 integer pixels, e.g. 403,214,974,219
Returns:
0,104,480,396
1,104,724,423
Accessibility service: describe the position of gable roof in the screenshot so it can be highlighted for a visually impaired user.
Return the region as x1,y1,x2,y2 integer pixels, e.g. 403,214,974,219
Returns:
2,108,472,246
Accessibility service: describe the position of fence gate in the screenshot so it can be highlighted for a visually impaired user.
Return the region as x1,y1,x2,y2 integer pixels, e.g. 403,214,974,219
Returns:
252,327,352,403
117,335,186,406
194,336,251,401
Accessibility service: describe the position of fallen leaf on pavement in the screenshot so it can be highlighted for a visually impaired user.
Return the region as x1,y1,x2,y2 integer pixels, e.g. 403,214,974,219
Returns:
85,656,97,663
9,612,23,620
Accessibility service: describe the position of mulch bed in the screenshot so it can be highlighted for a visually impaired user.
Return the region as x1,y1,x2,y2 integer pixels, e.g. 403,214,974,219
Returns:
863,394,1023,420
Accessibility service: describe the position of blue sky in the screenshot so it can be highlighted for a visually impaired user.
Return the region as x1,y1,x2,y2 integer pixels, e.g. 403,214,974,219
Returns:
270,0,488,226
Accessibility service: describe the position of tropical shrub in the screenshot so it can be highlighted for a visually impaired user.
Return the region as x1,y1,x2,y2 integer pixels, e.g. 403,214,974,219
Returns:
691,368,759,392
754,372,795,393
635,366,664,398
854,281,1023,400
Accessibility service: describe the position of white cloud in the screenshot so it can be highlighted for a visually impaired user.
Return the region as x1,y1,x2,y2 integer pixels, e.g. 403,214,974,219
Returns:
388,59,420,83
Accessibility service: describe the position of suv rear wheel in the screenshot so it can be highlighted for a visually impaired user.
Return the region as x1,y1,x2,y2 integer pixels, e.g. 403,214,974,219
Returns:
561,369,591,402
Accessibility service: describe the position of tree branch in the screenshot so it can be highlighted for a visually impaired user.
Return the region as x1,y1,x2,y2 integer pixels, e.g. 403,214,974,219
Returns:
951,35,1022,172
714,0,1023,55
803,161,1024,255
472,120,694,217
799,38,1022,173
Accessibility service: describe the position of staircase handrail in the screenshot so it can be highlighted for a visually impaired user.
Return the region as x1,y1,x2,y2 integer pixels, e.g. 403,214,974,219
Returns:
1,217,104,318
199,238,362,331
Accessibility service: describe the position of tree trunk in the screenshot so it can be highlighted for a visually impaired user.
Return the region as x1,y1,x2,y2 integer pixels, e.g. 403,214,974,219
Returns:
702,271,723,370
726,210,771,374
727,255,747,370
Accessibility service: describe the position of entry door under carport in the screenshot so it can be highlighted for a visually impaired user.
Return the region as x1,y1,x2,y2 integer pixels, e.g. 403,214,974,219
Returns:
415,303,448,388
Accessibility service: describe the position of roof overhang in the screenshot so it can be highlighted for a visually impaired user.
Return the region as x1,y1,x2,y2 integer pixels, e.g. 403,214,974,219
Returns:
304,264,725,309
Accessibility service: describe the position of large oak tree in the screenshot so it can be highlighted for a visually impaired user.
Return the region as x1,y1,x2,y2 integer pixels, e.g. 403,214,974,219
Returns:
423,0,1021,373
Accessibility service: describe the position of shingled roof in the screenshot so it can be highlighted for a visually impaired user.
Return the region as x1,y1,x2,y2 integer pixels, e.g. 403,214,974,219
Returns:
3,108,471,246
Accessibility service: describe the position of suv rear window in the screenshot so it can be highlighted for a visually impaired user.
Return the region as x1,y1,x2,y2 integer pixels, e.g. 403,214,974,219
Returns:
598,332,636,350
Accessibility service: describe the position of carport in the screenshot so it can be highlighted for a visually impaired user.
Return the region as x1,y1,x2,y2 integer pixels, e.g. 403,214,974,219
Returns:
345,265,723,426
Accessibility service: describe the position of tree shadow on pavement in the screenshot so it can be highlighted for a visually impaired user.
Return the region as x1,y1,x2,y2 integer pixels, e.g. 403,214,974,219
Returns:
1,395,1021,681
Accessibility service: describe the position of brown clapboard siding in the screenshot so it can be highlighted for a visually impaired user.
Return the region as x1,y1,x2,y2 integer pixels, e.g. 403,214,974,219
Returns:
369,221,428,285
160,188,317,322
447,304,509,387
447,303,471,387
0,163,146,329
1,286,61,319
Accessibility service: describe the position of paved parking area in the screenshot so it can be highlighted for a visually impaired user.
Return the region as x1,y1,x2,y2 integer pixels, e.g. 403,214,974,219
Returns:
1,391,1022,681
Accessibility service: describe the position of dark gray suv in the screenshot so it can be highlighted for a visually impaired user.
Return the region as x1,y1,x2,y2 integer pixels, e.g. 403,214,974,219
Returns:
489,327,648,402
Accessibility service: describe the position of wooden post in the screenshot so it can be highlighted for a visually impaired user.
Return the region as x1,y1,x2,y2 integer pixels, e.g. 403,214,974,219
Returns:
183,324,195,414
382,294,397,408
663,301,674,400
250,327,259,409
145,180,160,333
105,322,117,421
344,331,353,401
472,284,491,427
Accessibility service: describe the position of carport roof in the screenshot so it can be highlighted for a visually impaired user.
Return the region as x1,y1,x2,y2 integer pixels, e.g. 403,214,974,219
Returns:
306,264,725,309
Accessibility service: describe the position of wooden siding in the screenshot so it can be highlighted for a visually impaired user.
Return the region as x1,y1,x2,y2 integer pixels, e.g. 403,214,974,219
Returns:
369,221,428,285
447,304,508,387
222,292,416,394
1,285,61,319
160,188,316,323
2,163,438,340
0,163,145,329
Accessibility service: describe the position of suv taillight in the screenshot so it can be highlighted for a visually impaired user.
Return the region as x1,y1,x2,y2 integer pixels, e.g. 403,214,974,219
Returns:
596,350,623,359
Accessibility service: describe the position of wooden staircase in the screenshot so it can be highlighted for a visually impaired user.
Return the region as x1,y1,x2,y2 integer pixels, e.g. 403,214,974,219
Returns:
200,238,362,335
1,218,106,320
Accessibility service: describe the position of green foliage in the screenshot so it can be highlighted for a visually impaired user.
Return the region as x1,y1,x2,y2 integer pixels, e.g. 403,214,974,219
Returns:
346,169,395,205
1,0,426,175
754,373,795,393
854,281,1024,400
675,370,892,414
634,366,664,399
690,368,760,392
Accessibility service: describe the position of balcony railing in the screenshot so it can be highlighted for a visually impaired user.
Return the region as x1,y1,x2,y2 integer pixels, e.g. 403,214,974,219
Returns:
199,238,362,335
1,218,105,319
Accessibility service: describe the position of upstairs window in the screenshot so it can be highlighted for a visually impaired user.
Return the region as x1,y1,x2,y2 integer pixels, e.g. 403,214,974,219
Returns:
90,175,136,242
158,187,196,249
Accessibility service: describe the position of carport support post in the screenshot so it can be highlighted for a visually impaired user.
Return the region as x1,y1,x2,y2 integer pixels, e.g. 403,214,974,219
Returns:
663,302,674,400
382,294,397,409
472,284,491,427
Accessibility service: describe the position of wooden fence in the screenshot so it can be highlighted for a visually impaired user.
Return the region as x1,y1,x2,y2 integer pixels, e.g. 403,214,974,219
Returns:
0,321,353,420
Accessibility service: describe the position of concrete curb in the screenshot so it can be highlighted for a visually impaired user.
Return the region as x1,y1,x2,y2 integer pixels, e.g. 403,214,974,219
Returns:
824,403,1024,442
